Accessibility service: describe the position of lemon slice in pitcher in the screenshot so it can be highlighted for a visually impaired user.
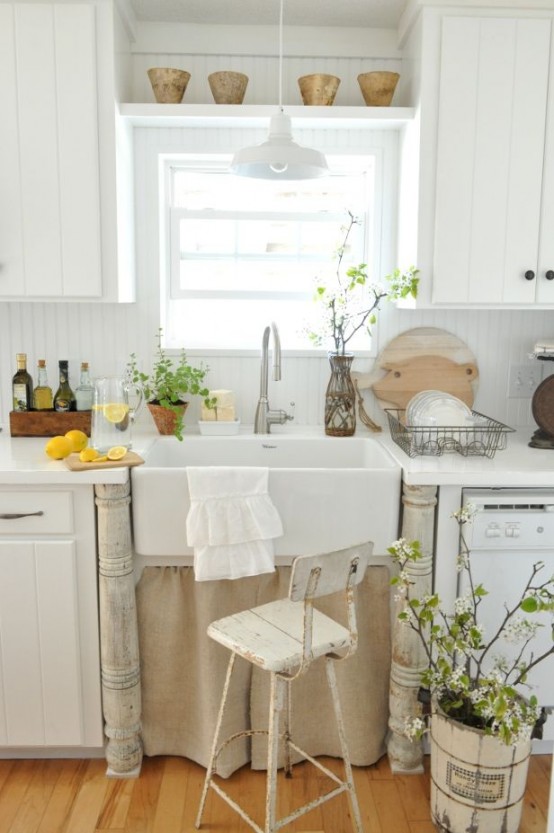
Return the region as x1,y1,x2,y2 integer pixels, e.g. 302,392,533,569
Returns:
103,403,129,424
107,446,127,461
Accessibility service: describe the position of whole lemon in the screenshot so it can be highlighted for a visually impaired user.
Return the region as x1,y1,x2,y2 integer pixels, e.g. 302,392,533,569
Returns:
65,429,88,453
45,436,73,460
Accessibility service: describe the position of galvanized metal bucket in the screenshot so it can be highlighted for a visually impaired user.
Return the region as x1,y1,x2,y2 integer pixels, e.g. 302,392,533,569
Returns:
430,707,531,833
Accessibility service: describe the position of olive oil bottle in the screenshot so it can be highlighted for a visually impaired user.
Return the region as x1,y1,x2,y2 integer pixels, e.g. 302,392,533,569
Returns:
54,360,76,412
12,353,33,411
33,359,54,410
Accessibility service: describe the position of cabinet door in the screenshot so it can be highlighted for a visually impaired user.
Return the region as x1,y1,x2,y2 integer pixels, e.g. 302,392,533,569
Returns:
0,3,102,299
432,16,551,304
0,540,97,746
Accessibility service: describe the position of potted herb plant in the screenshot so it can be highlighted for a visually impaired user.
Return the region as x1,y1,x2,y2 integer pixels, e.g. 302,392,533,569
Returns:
389,506,554,833
308,211,418,437
127,330,211,441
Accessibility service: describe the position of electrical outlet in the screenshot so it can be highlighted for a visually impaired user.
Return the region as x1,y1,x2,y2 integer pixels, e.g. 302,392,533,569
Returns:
507,363,543,398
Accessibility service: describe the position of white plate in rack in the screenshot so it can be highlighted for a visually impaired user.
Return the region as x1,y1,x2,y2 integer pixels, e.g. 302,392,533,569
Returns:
406,391,472,427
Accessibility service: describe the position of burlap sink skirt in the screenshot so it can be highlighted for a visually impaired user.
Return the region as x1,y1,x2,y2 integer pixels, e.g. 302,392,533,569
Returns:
136,565,391,777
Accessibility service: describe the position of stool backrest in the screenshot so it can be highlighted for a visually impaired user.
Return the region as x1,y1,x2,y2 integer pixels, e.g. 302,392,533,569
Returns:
289,542,373,602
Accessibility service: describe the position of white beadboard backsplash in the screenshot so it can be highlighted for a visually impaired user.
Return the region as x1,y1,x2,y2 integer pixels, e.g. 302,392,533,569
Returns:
1,300,552,433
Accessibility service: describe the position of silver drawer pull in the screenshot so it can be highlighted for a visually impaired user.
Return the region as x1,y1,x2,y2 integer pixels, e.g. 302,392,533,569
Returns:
0,511,45,520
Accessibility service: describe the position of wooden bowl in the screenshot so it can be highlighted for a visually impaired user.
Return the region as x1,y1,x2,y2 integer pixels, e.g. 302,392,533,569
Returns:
298,73,341,106
357,71,400,106
147,68,191,103
208,71,249,104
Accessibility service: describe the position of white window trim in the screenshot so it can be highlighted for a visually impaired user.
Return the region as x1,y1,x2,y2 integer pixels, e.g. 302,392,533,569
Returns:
155,135,398,357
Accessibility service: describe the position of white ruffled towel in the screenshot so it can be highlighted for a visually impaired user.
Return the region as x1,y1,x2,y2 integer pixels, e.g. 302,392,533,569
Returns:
186,467,283,581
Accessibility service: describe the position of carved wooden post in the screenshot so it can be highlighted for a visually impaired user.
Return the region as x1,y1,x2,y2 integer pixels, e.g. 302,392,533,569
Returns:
96,482,142,777
387,482,436,773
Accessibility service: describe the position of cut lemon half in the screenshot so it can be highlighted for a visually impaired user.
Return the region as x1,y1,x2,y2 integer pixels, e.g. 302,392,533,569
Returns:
103,403,129,424
107,446,127,461
79,448,99,463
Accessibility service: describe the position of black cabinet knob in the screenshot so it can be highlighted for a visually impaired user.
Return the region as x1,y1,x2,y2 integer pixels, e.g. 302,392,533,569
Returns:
546,270,554,281
524,270,536,281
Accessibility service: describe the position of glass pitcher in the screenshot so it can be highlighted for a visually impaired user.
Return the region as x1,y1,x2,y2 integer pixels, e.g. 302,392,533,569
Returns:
90,377,143,453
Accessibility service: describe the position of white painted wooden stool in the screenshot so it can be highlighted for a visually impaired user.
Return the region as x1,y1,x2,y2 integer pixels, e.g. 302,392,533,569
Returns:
195,541,373,833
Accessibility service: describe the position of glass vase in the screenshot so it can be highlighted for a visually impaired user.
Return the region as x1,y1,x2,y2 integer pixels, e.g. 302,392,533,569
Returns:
325,353,356,437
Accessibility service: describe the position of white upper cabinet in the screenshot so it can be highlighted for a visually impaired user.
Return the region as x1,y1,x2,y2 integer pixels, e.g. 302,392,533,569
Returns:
398,5,554,308
0,2,134,302
433,15,554,305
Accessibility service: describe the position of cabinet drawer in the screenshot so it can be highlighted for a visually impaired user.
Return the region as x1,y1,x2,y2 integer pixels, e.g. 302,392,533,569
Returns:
0,491,73,534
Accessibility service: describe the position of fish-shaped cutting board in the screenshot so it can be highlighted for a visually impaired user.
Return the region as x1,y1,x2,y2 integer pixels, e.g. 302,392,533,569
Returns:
372,355,478,410
359,327,479,411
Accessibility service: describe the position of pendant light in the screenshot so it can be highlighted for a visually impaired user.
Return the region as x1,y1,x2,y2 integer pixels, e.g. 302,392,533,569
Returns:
230,0,328,180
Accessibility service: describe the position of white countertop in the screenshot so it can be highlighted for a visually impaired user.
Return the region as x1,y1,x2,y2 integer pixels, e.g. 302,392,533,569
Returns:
0,434,131,485
0,423,552,488
380,426,554,487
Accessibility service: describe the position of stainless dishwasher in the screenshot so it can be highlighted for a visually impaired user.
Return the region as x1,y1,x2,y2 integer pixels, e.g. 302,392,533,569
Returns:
461,488,554,749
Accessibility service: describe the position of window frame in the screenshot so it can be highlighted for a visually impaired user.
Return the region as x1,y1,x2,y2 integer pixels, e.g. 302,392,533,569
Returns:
159,145,392,356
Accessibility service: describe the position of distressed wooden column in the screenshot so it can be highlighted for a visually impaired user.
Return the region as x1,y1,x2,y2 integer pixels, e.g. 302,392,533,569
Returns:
95,481,142,777
387,482,436,773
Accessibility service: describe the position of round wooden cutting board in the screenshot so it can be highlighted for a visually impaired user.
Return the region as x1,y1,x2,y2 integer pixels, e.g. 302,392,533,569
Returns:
355,327,479,411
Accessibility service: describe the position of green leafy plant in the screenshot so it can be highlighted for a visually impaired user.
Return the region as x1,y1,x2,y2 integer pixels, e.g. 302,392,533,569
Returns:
308,211,419,354
127,330,213,441
389,505,554,746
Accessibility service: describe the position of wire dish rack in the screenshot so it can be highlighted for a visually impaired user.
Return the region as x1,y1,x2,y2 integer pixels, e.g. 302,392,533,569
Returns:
385,409,514,458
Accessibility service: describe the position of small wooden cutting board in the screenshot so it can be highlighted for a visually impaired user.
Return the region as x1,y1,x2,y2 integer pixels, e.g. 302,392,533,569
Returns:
64,451,145,471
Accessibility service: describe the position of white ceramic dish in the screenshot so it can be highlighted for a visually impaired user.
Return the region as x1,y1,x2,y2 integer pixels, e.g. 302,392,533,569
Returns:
406,391,472,427
198,419,241,436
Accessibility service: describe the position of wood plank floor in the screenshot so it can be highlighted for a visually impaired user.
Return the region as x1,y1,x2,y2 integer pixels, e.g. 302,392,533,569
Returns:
0,753,550,833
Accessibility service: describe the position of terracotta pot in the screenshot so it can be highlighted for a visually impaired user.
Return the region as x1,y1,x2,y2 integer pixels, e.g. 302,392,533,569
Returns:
357,71,400,107
147,68,191,103
147,402,188,435
208,71,249,104
297,73,341,106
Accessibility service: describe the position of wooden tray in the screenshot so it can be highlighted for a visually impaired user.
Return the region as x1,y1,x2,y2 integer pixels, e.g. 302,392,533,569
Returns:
10,410,91,437
64,451,144,471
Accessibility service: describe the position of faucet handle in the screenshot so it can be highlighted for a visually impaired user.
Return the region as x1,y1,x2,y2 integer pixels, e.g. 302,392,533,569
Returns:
285,401,295,422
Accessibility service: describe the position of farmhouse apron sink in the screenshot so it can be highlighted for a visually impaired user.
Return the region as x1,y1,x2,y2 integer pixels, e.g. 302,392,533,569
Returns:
131,434,401,558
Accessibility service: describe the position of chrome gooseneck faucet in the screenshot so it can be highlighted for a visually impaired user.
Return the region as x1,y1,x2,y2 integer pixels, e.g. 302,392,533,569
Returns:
254,322,294,434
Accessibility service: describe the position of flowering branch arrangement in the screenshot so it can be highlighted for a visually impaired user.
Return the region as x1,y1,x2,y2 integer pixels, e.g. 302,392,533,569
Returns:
389,506,554,746
308,211,419,354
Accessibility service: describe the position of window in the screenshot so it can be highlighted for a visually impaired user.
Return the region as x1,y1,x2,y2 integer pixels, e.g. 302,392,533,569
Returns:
162,154,381,352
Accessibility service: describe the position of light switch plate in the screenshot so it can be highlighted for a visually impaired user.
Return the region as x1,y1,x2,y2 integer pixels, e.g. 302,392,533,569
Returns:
507,363,544,398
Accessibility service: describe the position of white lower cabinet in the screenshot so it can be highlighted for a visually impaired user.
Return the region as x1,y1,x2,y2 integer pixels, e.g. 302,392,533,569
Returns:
0,486,103,750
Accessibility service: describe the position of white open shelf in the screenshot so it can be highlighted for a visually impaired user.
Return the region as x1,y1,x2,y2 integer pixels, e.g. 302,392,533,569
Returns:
119,103,415,129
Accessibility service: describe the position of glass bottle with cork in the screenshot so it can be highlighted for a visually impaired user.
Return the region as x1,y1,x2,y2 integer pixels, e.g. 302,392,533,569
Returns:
75,362,94,411
54,360,76,412
33,359,53,410
12,353,33,411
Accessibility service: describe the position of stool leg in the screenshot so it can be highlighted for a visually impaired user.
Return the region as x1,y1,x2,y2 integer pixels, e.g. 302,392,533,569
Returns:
195,652,237,829
325,658,364,833
265,673,284,833
283,679,293,778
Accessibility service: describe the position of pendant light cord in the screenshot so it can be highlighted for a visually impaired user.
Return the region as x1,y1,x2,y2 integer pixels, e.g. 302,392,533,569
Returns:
278,0,284,111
